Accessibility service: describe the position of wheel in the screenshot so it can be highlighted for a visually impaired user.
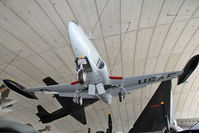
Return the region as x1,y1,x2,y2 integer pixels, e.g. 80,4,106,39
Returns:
121,95,125,100
79,97,83,106
119,92,122,102
78,70,85,84
76,98,79,104
78,70,87,84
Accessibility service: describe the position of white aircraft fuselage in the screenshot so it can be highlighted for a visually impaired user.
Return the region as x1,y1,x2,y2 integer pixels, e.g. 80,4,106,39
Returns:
68,21,111,104
2,22,188,106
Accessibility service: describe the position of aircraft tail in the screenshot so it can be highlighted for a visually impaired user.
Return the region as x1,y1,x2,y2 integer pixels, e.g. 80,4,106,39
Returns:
41,76,90,125
70,108,87,125
129,80,171,133
42,77,58,85
36,105,49,122
36,104,87,125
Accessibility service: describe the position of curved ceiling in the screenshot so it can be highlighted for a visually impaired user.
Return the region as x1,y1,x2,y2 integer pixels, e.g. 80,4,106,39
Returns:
0,0,199,132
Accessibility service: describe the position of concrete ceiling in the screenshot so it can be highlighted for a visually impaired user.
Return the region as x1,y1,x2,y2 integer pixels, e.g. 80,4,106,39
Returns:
0,0,199,132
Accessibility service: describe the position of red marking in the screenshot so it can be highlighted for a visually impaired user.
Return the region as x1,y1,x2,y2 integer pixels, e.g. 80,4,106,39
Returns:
71,81,79,85
150,104,160,108
109,76,123,80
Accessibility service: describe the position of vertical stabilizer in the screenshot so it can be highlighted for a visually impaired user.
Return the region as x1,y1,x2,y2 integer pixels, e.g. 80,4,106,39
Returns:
129,80,171,133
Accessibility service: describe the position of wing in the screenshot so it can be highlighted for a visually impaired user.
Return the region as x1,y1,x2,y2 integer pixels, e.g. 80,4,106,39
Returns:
26,82,84,93
26,82,94,98
3,79,93,99
110,71,182,96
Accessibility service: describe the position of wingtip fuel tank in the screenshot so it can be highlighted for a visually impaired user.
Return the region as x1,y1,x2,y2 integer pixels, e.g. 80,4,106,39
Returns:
178,55,199,85
3,79,38,99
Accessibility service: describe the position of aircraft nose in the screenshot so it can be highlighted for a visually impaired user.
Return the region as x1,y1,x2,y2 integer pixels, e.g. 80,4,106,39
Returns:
68,21,78,31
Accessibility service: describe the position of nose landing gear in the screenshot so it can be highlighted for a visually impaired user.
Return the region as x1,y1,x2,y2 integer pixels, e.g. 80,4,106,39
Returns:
76,58,88,84
78,69,87,84
118,92,124,102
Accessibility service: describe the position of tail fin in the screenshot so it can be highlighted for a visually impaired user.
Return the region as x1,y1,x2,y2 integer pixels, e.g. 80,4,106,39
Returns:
42,77,87,125
70,108,87,125
36,105,49,122
129,80,171,133
42,77,58,85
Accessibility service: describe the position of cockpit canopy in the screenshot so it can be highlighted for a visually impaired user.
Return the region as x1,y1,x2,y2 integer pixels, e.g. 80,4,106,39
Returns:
96,58,105,69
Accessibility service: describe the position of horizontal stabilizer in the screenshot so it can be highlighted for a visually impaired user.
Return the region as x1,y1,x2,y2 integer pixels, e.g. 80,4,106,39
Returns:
3,79,37,99
70,108,87,125
178,55,199,85
42,77,58,86
36,105,49,122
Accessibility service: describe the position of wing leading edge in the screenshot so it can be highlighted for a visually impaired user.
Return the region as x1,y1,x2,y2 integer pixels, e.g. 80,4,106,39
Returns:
110,71,182,96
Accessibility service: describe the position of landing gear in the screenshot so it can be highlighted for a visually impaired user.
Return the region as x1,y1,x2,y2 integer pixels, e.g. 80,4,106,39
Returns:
118,86,127,102
78,69,87,84
79,97,83,105
118,92,125,102
76,58,87,84
73,90,83,106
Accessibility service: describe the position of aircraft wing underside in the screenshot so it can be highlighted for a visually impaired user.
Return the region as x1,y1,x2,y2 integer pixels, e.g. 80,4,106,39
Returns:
28,85,97,98
24,71,182,97
110,71,182,88
25,82,85,94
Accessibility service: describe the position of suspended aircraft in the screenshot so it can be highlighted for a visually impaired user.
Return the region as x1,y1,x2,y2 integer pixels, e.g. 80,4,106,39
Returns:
3,21,199,105
129,80,199,133
36,77,98,125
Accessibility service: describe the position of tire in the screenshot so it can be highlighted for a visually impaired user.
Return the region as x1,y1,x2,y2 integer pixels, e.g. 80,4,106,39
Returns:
78,70,84,84
79,97,83,106
119,92,122,102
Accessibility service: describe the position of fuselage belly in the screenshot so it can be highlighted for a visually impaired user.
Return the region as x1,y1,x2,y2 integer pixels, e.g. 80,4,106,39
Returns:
68,21,111,104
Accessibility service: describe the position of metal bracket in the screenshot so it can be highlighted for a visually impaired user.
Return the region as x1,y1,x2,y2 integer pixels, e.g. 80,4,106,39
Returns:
120,85,127,96
73,90,81,104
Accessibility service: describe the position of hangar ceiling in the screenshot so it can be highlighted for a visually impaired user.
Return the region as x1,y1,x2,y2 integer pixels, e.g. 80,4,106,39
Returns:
0,0,199,132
